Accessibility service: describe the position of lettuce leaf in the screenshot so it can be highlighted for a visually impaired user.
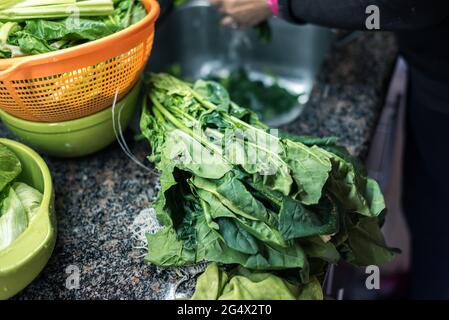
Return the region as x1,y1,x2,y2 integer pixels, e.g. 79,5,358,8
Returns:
0,187,28,250
0,143,22,193
13,182,43,220
0,144,43,251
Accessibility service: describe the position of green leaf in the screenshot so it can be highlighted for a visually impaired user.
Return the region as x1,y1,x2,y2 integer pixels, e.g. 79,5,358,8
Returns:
191,263,309,300
0,143,22,193
244,242,306,270
191,263,229,300
325,151,385,217
279,196,338,240
192,175,256,222
346,217,399,266
193,173,277,225
17,31,54,54
200,110,232,131
229,101,268,129
0,187,28,251
193,80,230,112
23,18,120,43
194,213,250,265
219,273,298,300
196,188,286,248
216,174,274,224
195,210,306,270
194,188,235,220
151,145,200,231
163,128,232,180
281,139,332,205
216,218,259,255
12,182,42,221
0,22,20,45
145,226,196,267
149,73,192,96
223,130,293,196
299,237,340,263
151,157,179,227
237,217,286,248
298,276,323,300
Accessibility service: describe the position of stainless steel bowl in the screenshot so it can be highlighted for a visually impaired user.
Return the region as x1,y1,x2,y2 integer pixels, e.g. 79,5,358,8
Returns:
147,0,335,126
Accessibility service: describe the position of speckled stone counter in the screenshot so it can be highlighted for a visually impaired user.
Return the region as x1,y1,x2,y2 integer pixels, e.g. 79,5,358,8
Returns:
1,32,397,300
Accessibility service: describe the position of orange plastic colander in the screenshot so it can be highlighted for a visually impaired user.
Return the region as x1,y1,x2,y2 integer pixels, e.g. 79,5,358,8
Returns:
0,0,160,122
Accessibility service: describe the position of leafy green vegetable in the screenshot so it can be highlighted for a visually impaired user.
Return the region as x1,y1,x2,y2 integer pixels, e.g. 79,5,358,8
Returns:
208,68,301,121
191,263,322,300
13,182,43,220
0,187,28,250
279,196,338,240
217,218,259,255
0,143,43,251
345,217,400,266
140,73,398,299
0,143,21,192
0,0,146,58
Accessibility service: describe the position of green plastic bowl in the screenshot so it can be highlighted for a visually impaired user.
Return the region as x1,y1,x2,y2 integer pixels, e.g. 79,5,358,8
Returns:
0,138,55,300
0,82,141,158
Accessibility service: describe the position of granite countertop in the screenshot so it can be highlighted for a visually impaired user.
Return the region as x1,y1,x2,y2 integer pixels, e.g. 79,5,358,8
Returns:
1,32,397,300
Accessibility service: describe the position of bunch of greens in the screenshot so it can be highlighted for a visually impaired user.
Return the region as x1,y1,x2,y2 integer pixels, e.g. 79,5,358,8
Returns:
0,143,43,251
190,262,322,300
0,0,146,58
209,68,301,121
140,73,398,298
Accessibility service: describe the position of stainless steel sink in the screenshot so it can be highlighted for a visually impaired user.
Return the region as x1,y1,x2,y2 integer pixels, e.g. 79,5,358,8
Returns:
146,0,335,125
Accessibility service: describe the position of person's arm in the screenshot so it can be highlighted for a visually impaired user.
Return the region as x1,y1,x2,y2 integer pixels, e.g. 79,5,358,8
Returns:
210,0,449,31
281,0,449,31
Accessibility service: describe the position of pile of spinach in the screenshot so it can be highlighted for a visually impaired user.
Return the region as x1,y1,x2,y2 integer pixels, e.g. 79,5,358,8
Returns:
140,73,398,297
209,68,301,121
0,0,146,59
0,143,43,251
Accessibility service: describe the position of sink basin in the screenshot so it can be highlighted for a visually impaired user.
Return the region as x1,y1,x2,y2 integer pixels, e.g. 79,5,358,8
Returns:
147,0,335,125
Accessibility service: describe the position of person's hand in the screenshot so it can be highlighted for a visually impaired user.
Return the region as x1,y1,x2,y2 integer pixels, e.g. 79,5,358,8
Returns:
209,0,272,28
